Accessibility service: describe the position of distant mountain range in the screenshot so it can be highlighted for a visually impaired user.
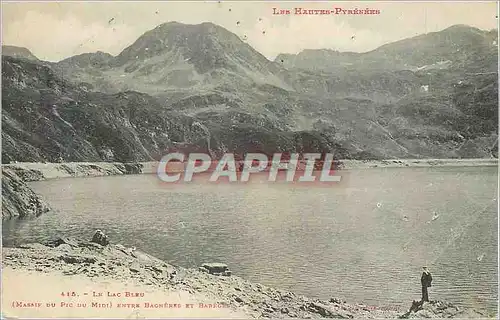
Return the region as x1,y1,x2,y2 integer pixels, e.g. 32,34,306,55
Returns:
275,25,498,72
2,22,498,163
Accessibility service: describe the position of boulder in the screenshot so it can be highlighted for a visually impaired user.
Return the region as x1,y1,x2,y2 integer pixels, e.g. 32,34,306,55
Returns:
307,302,353,319
47,236,79,248
123,163,143,174
91,229,109,246
54,244,73,252
330,297,346,304
199,266,209,273
60,254,97,264
200,263,231,276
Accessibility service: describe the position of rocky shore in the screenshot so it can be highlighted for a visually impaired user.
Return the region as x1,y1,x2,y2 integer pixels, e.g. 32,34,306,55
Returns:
337,158,497,170
4,158,498,181
2,233,491,319
1,167,51,219
2,162,145,182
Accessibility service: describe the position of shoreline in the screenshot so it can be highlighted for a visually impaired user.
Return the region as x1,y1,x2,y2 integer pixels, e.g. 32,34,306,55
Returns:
2,236,492,319
2,158,497,182
336,158,498,169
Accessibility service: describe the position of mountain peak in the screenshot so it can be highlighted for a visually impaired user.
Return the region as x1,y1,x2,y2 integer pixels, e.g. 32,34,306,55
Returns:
114,21,274,74
115,21,237,64
57,51,114,69
147,21,234,38
2,45,39,61
437,24,494,38
442,24,483,32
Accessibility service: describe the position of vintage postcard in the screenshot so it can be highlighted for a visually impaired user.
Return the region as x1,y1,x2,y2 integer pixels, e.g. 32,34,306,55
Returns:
1,1,498,319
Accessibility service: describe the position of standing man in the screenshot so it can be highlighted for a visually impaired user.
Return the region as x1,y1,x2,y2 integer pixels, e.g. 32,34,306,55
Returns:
421,266,433,302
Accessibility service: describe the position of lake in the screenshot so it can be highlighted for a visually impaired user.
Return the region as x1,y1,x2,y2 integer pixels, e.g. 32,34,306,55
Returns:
2,166,498,315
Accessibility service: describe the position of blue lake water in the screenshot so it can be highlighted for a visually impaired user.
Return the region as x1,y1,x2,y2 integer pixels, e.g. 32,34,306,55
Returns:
2,166,498,315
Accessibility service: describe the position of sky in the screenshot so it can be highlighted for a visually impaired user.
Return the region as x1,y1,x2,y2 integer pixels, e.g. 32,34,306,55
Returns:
1,1,498,62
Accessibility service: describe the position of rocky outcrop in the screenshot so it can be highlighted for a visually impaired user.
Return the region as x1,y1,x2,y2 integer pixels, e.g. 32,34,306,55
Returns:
91,230,109,246
5,167,45,182
199,263,232,276
2,233,489,319
1,167,51,219
400,300,488,319
5,235,176,280
123,163,143,174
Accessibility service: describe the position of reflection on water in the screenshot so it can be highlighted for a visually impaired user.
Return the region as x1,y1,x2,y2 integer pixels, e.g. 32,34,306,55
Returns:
2,167,498,315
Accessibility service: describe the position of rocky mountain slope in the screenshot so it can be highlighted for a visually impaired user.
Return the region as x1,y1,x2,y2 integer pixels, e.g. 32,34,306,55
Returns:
2,45,40,62
2,23,498,162
53,22,289,97
2,55,355,163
